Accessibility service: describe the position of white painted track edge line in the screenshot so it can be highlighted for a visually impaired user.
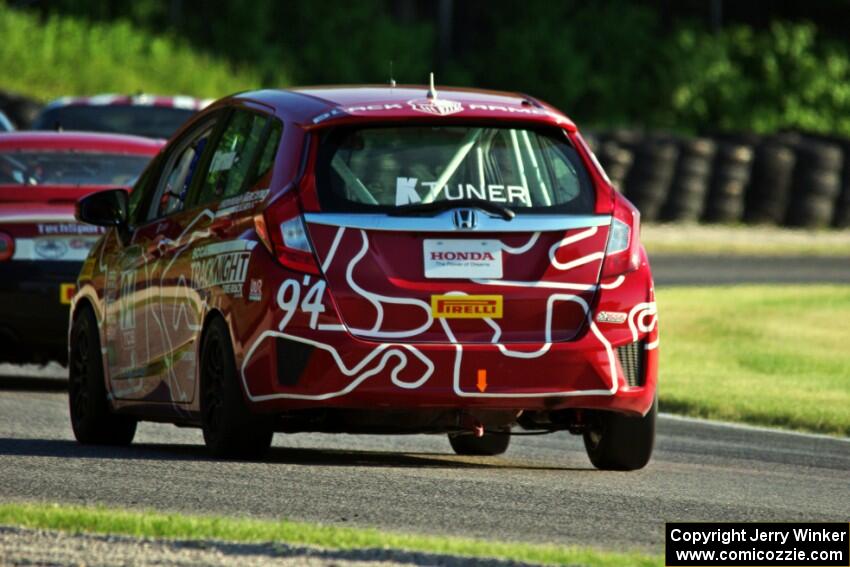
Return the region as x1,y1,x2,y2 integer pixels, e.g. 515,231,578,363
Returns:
659,412,850,442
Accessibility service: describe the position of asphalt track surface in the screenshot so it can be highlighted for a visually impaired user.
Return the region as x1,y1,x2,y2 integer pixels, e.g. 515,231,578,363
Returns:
0,256,848,554
0,387,848,553
650,254,850,285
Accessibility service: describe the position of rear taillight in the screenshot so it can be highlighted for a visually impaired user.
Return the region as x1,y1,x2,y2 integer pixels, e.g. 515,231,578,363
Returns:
256,191,320,275
601,194,641,279
0,232,14,262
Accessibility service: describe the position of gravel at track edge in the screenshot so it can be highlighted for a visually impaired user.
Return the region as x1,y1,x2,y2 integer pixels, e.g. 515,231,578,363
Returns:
0,525,541,567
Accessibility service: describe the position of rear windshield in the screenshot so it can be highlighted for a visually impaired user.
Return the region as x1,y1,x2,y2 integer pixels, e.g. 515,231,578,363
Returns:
0,151,151,186
33,106,195,139
316,125,594,214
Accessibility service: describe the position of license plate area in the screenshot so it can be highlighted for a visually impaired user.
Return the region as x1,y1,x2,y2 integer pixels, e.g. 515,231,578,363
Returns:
423,239,502,279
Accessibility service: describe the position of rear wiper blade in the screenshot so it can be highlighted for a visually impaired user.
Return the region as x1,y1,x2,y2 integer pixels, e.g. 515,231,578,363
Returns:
389,199,515,221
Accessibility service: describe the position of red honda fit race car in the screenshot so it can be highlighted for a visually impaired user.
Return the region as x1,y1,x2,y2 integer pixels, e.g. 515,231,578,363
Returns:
70,85,658,470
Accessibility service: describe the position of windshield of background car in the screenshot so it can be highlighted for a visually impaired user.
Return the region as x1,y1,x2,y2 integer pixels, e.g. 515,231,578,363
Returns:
33,106,196,139
315,125,595,214
0,151,151,186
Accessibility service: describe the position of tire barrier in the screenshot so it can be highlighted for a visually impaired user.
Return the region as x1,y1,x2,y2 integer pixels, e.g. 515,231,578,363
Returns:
581,131,600,153
834,174,850,228
662,137,716,222
589,128,850,228
786,139,843,228
829,138,850,228
801,134,850,229
622,138,679,222
604,128,644,148
745,137,797,224
596,141,633,191
704,142,753,223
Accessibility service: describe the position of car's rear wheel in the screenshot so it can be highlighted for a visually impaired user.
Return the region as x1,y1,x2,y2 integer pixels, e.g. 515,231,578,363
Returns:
448,428,511,456
200,317,273,459
68,307,136,445
582,397,656,471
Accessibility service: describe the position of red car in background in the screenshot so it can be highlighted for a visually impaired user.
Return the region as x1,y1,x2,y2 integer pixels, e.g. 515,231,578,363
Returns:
31,94,211,139
71,86,658,470
0,132,163,364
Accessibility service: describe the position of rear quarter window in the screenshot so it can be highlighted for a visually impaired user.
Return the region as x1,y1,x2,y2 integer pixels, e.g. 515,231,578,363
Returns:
193,110,281,206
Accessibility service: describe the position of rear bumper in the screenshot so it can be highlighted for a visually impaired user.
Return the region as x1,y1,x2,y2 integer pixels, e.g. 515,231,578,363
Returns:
236,255,658,416
0,260,79,363
243,330,658,416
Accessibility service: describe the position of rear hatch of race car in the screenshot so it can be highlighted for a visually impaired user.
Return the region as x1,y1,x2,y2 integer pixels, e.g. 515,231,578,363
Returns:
0,187,107,267
0,201,104,279
299,123,613,345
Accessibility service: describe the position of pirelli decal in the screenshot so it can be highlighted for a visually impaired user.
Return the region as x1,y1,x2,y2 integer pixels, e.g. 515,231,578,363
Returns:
431,294,503,319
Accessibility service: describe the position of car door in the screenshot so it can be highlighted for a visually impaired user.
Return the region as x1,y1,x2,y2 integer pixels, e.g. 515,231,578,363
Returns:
102,156,161,400
152,107,281,404
105,114,221,402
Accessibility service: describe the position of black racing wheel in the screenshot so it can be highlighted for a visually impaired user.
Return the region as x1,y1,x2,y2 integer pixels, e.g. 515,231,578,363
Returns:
68,306,136,445
583,397,656,471
200,316,274,459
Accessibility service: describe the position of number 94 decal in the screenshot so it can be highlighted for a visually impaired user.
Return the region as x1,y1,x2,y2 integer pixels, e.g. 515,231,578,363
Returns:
276,276,327,331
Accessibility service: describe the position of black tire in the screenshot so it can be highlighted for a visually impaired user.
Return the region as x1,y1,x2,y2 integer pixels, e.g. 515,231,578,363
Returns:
448,428,510,456
834,179,850,228
68,307,136,445
745,139,796,224
704,143,753,223
597,141,633,191
583,398,656,471
787,139,843,228
581,130,599,153
200,317,274,459
623,139,679,222
663,137,716,222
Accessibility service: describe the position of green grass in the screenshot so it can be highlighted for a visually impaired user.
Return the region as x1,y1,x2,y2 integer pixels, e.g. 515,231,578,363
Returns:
642,223,850,256
0,5,275,101
0,503,661,567
658,285,850,436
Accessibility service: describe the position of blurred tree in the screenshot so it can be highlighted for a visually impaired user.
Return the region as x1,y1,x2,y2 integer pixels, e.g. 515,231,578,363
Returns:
446,0,665,126
271,1,434,86
10,0,850,135
669,22,850,135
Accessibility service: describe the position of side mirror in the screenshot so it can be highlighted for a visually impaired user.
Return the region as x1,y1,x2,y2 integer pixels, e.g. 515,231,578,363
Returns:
76,189,129,228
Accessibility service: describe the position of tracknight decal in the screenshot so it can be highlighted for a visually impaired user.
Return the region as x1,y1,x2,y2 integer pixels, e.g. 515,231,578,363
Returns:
191,240,256,297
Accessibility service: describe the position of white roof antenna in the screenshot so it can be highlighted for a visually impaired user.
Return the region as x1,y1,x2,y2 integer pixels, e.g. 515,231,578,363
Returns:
426,72,437,99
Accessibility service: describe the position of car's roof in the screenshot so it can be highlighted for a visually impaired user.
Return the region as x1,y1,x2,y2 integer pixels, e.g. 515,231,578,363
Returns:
0,131,165,154
0,202,78,223
42,94,212,111
229,85,576,130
